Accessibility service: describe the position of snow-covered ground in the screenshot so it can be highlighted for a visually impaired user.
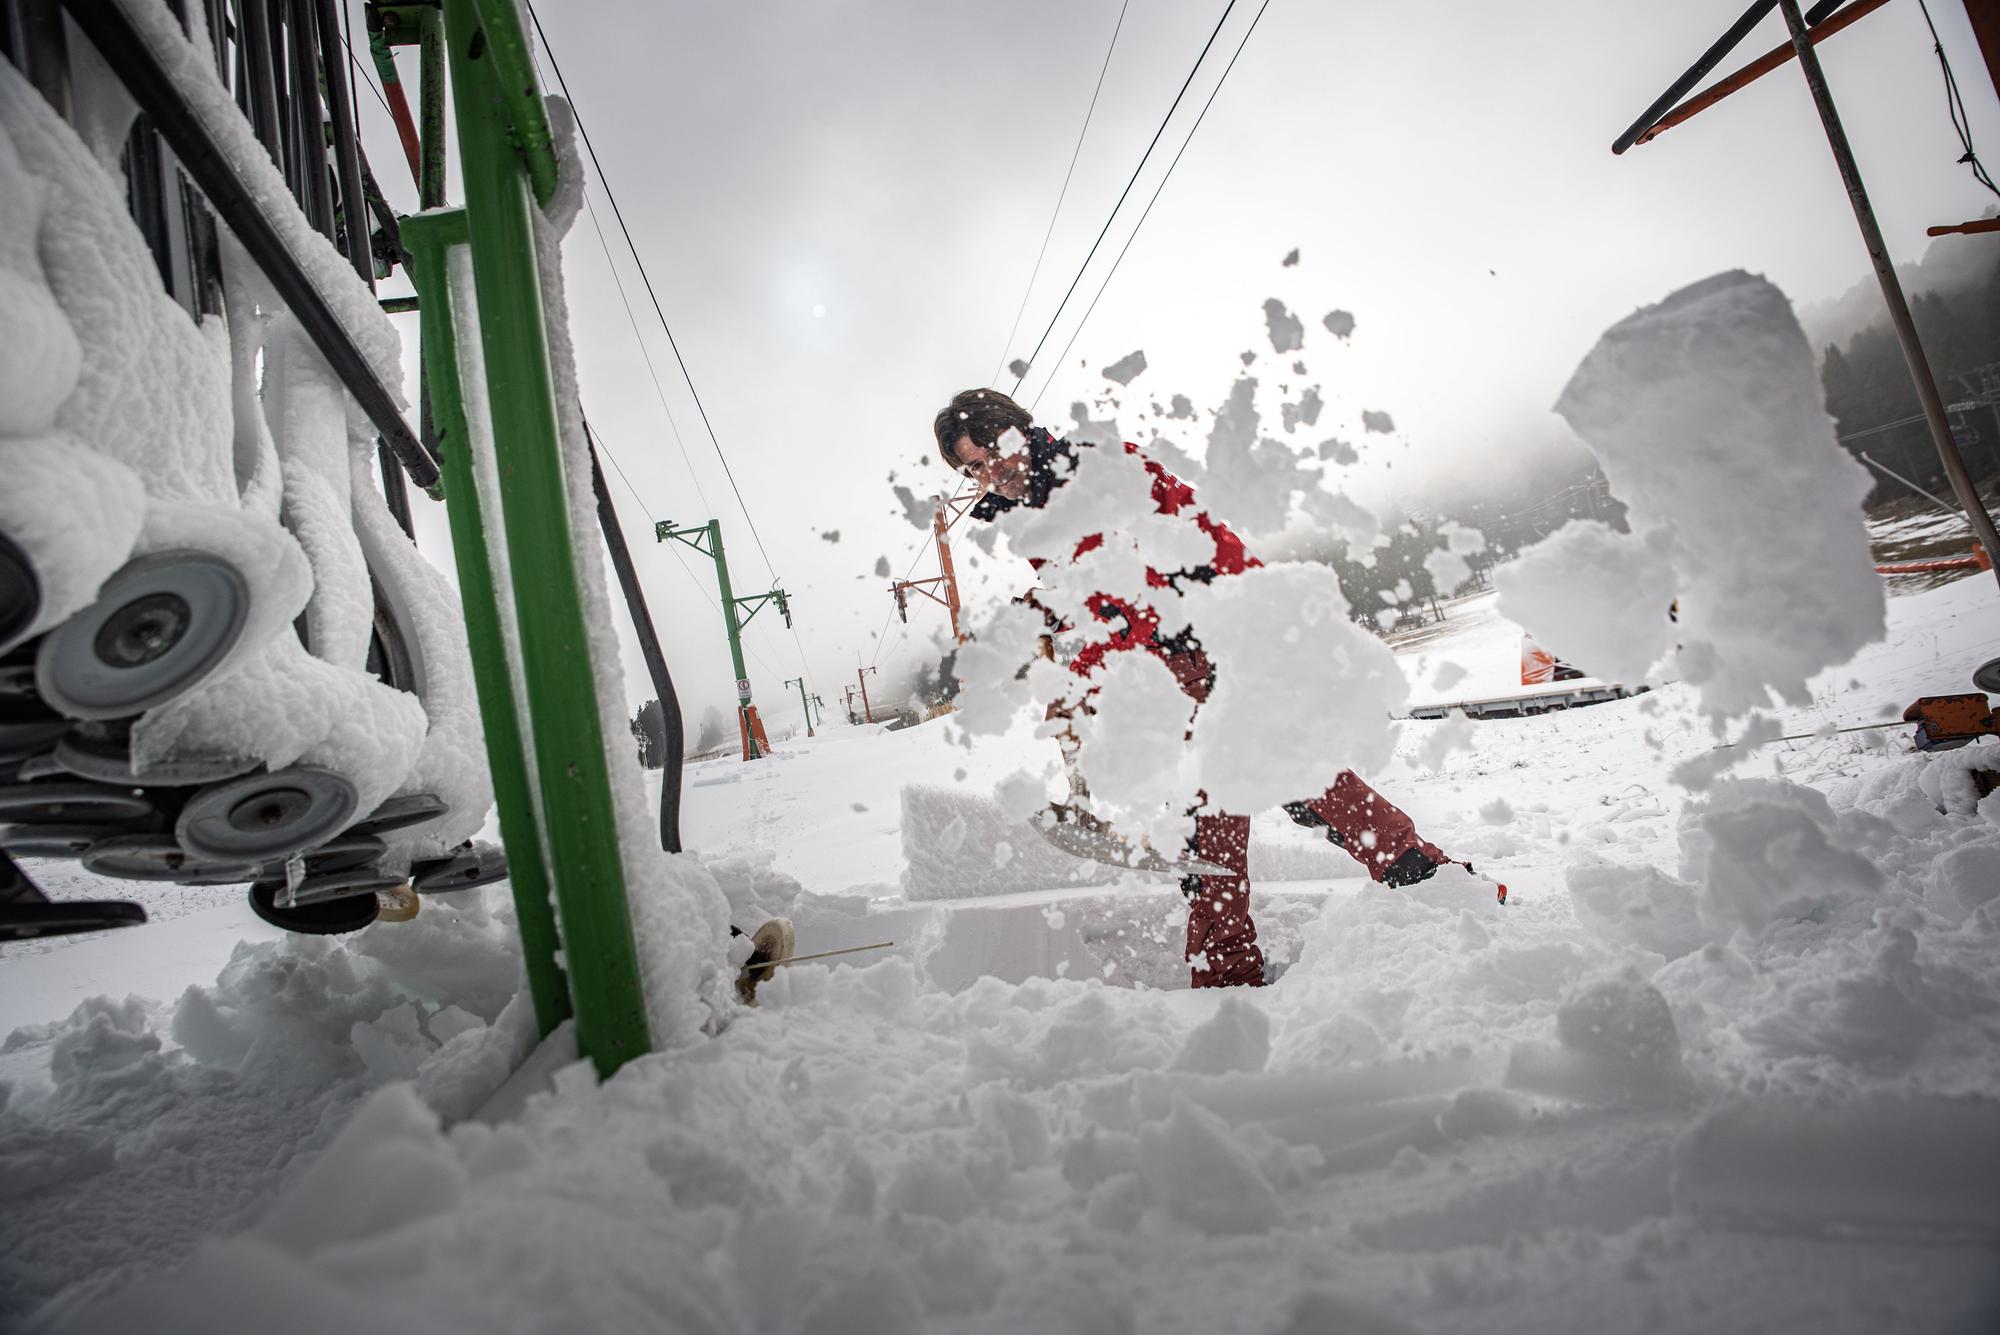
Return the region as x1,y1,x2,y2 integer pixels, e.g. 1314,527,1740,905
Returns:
5,569,1998,1334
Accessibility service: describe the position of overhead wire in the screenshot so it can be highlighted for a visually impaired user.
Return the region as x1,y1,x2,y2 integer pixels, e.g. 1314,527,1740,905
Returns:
1029,0,1275,414
522,3,790,608
580,195,717,521
988,0,1133,388
1915,0,1999,200
1006,0,1241,398
523,0,815,697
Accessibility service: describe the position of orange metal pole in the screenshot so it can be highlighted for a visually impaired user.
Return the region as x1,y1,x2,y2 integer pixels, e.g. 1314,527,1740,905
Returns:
1635,0,1891,146
932,505,965,643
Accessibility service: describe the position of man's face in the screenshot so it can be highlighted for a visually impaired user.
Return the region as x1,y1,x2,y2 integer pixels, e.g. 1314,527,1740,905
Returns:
946,434,1031,500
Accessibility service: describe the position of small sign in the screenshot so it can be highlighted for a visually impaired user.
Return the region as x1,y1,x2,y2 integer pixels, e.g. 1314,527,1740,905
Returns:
736,678,752,700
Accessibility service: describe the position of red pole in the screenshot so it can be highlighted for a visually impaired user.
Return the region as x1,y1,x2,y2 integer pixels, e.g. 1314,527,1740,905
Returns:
857,666,876,723
933,504,965,643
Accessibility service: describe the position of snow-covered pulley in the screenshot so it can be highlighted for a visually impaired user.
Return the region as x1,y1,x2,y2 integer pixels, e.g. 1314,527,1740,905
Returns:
80,833,261,884
174,765,358,863
247,879,379,935
1976,657,2000,696
35,552,250,720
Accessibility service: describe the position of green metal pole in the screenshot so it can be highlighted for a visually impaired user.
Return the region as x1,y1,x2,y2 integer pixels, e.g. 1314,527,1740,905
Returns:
786,677,814,737
417,8,446,210
443,0,650,1077
466,0,559,207
401,209,569,1039
707,519,761,759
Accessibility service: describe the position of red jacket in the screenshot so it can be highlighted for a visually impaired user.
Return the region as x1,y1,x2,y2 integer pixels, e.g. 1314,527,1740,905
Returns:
986,430,1254,704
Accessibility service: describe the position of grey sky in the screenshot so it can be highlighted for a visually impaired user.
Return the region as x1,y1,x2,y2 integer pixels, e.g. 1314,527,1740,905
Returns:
360,0,2000,738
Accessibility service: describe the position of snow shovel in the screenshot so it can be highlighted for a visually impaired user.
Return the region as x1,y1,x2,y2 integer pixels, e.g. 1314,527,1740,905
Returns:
1029,804,1234,878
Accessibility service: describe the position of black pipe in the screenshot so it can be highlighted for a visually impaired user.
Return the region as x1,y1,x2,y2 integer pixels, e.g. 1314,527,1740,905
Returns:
585,424,685,853
1613,0,1777,154
238,0,284,166
284,0,332,237
60,0,438,489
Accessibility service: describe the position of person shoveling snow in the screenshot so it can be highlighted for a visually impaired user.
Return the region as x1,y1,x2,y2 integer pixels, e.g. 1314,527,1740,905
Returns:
934,388,1487,990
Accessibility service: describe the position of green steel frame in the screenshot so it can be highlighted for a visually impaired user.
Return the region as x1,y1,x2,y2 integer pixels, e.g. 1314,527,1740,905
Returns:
656,519,790,759
382,0,652,1076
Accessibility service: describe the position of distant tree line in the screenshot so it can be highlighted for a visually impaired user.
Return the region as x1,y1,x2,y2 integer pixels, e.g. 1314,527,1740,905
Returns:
1820,252,2000,503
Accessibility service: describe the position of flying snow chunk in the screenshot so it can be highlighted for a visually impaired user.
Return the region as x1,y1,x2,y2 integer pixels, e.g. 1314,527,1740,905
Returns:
1164,394,1195,421
1280,386,1322,434
1554,270,1884,715
1071,651,1194,844
1008,358,1030,380
1281,247,1300,267
1495,520,1675,684
1101,349,1147,386
873,556,891,578
1323,309,1355,339
1318,437,1356,466
1263,299,1304,354
1185,564,1403,811
891,484,930,529
1360,409,1395,434
820,529,840,543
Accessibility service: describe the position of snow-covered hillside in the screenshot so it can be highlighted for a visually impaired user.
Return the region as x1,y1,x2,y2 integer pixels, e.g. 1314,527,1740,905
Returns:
5,569,1997,1335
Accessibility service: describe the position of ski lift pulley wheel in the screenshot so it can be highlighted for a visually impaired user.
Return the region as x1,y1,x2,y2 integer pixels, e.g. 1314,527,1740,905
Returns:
0,780,158,825
0,528,40,653
349,791,448,837
0,715,71,763
247,879,380,935
80,832,263,884
262,832,388,880
0,822,147,859
412,840,507,892
175,765,359,862
1976,658,2000,696
35,552,250,720
1,898,148,940
280,866,406,907
52,724,258,787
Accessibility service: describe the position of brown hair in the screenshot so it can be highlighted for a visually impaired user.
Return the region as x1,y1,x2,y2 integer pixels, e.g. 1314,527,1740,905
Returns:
932,388,1033,468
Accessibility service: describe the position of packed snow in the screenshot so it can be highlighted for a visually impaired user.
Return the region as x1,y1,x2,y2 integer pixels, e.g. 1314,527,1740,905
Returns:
6,570,1998,1334
6,21,2000,1335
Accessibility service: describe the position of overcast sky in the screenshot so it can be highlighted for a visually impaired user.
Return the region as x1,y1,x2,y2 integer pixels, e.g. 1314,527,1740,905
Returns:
359,0,2000,739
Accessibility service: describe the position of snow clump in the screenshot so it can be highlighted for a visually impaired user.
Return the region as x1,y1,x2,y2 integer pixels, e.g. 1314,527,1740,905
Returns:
1548,270,1885,718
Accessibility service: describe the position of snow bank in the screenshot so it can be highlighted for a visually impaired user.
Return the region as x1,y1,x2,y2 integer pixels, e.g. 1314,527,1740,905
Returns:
1533,271,1885,717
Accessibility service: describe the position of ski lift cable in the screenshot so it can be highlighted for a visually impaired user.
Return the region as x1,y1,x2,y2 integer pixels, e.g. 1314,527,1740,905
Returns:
988,0,1133,388
525,2,816,696
580,194,718,521
1006,0,1242,398
523,0,785,593
1914,0,1999,199
1029,0,1275,415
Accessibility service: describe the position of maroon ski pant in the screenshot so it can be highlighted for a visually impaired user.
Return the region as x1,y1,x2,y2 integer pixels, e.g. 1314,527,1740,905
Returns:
1185,772,1447,989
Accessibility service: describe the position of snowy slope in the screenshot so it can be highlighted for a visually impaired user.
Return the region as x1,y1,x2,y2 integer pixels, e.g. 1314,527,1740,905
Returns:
5,572,1998,1335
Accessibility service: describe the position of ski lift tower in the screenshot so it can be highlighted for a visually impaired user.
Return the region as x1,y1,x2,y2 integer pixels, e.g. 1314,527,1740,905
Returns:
889,493,979,643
